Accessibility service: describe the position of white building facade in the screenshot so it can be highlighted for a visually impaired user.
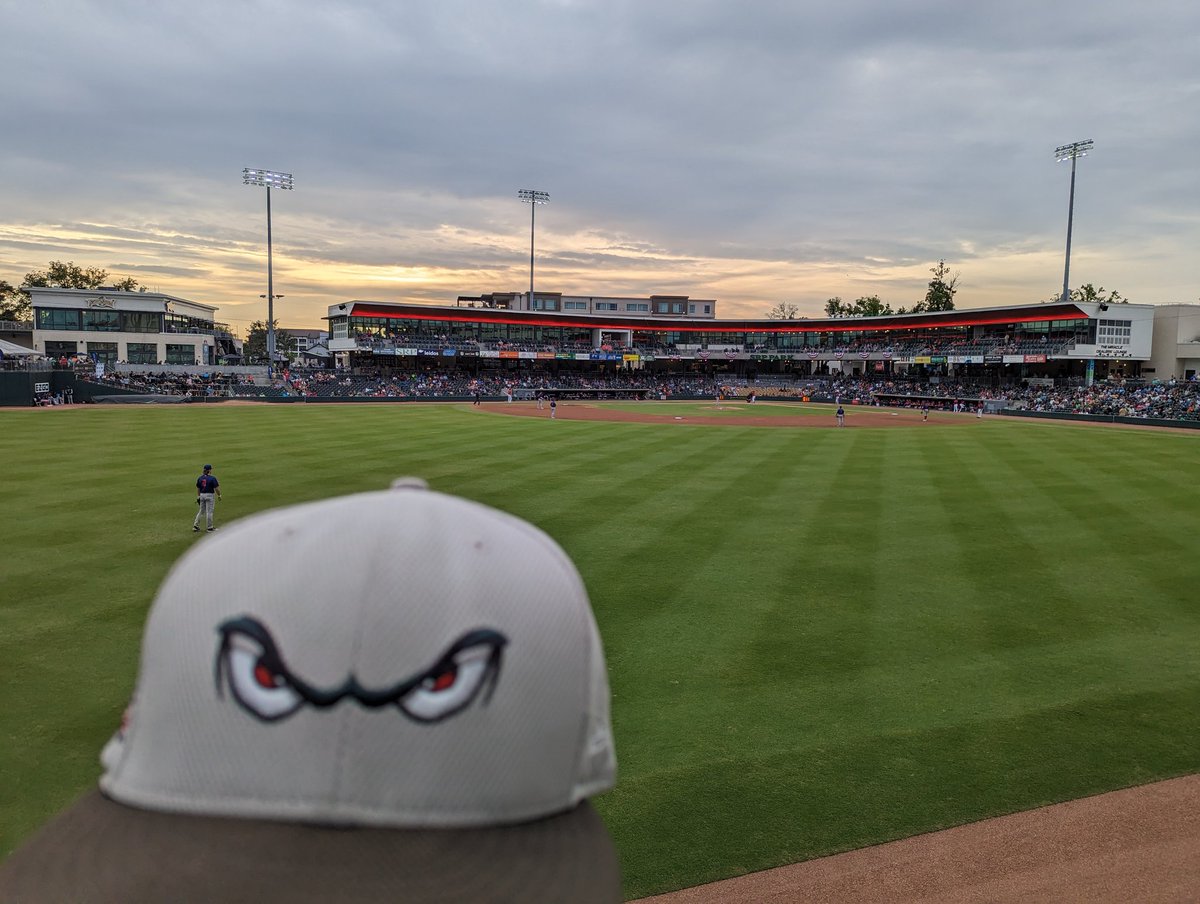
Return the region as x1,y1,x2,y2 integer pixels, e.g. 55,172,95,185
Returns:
1148,304,1200,381
29,287,236,366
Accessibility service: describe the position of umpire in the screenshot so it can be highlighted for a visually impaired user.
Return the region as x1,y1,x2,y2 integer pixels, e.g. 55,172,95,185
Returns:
192,464,222,532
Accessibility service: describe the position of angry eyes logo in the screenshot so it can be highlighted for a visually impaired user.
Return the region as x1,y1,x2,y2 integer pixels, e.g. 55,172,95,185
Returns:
215,616,507,724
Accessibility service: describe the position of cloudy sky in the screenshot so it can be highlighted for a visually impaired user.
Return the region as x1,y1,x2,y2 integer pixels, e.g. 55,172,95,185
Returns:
2,0,1197,333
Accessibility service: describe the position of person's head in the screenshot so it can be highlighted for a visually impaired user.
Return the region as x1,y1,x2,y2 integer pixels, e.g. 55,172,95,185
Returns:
1,477,619,903
203,464,212,472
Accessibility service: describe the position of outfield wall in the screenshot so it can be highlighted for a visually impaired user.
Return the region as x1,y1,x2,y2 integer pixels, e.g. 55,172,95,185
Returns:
1001,408,1200,430
0,372,153,406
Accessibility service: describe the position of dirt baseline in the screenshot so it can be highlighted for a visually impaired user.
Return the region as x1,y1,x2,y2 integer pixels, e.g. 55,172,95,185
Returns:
633,773,1200,903
480,400,963,428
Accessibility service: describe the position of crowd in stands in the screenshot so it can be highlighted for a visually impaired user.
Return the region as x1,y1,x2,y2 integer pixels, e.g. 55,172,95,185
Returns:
72,367,1200,422
346,333,1078,359
85,370,251,397
1004,380,1200,421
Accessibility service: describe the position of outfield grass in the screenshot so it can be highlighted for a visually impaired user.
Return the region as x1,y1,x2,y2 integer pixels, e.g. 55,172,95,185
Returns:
2,403,1199,898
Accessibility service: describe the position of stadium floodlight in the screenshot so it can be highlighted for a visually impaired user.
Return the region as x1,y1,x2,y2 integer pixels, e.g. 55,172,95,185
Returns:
518,189,550,309
1054,140,1093,304
243,167,295,375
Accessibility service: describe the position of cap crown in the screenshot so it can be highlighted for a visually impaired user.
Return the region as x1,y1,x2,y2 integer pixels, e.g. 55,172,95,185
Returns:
102,484,616,827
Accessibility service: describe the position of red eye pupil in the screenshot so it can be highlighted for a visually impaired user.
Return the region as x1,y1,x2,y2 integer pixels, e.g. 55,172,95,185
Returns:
254,662,278,688
430,667,457,692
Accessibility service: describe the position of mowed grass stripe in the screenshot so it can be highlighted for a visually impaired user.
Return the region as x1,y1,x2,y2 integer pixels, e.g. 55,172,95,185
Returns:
2,407,1198,901
607,681,1200,894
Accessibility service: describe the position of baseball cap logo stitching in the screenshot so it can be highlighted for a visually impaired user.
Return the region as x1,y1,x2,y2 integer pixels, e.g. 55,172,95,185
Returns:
215,616,508,724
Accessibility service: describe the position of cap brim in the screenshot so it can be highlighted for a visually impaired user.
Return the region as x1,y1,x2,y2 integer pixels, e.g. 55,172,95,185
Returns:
0,790,620,904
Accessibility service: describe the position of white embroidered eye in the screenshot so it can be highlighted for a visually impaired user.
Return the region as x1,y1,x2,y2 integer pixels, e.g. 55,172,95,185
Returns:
222,632,304,721
399,644,497,722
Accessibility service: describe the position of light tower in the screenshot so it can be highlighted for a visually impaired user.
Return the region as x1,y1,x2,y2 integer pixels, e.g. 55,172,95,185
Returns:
518,189,549,308
243,168,294,374
1054,140,1093,304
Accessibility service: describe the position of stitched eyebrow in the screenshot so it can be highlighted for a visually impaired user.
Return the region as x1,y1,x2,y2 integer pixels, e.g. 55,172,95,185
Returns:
215,616,508,710
215,616,335,705
353,628,508,707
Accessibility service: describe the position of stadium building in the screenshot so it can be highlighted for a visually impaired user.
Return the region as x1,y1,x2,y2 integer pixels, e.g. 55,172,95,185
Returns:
326,293,1156,386
29,287,238,366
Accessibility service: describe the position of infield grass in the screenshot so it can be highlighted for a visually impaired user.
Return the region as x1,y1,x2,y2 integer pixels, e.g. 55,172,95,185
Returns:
2,403,1198,898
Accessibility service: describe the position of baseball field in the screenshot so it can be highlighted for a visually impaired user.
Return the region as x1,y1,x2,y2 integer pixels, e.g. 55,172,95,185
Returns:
2,401,1198,899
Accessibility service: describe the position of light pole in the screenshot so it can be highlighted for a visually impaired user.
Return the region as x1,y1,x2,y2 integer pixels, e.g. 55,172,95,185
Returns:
243,167,294,375
1054,140,1093,304
258,293,285,364
518,189,549,308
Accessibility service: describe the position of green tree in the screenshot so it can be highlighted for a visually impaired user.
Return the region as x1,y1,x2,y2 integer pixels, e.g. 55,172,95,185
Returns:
911,260,958,313
1070,284,1126,305
765,302,800,320
110,276,146,292
825,295,893,317
6,261,143,322
0,280,30,321
23,261,112,290
244,320,294,362
824,297,850,317
850,295,893,317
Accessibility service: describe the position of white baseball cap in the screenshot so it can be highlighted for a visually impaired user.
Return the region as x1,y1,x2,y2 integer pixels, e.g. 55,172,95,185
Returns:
1,478,619,903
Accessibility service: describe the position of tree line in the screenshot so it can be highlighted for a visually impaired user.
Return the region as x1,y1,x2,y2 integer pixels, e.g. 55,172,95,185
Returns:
0,261,144,322
0,259,292,363
2,257,1128,340
765,259,1127,319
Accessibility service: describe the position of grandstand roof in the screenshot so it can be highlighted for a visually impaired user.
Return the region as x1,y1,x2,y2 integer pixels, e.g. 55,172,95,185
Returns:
328,301,1093,334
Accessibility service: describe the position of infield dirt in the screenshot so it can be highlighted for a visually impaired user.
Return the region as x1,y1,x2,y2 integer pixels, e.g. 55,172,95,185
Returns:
632,774,1200,903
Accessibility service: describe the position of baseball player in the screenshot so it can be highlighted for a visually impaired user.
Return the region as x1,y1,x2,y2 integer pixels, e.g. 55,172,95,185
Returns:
193,464,222,532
